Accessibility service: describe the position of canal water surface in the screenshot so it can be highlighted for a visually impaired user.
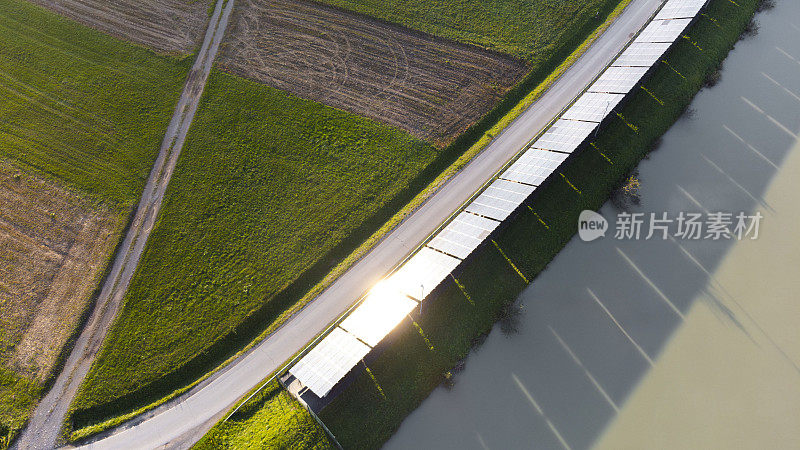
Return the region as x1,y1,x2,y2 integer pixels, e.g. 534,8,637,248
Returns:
384,2,800,449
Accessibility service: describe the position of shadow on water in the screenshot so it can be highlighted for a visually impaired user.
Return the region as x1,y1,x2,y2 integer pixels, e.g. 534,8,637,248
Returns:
383,1,800,449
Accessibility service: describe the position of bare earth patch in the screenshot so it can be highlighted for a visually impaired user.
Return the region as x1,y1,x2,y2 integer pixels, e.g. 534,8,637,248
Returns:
25,0,213,54
219,0,529,146
0,162,121,380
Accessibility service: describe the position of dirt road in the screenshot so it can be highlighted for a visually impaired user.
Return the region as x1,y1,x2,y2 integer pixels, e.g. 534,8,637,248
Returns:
12,0,236,448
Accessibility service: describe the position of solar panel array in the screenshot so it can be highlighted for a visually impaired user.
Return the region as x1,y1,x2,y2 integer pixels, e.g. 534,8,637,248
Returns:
613,42,673,67
589,66,650,94
637,18,692,42
289,0,705,398
656,0,707,19
499,148,569,187
289,328,371,397
339,288,417,347
428,211,500,259
562,92,626,122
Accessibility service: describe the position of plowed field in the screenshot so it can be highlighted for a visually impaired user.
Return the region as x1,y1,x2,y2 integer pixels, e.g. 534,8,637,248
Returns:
0,163,120,381
219,0,528,146
26,0,212,54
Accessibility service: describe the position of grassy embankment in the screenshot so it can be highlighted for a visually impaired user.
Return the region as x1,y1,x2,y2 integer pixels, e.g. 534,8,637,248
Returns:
66,0,630,438
0,0,189,445
193,381,333,450
319,0,763,447
197,0,762,447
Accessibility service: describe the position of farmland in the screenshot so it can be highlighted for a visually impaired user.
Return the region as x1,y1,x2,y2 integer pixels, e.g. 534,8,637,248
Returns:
316,0,624,63
25,0,213,54
0,162,121,444
0,0,190,443
70,71,438,429
0,0,191,207
219,0,528,146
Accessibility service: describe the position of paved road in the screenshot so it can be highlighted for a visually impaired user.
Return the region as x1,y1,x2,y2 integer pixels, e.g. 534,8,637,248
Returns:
71,0,667,448
13,1,236,449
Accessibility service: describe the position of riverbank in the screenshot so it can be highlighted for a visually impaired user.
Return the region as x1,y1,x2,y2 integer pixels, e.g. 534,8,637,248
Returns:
318,0,765,448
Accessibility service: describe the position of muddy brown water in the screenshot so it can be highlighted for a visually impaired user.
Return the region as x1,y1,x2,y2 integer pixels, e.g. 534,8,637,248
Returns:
382,2,800,449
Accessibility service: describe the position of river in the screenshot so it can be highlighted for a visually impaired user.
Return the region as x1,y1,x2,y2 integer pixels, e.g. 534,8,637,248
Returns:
384,1,800,449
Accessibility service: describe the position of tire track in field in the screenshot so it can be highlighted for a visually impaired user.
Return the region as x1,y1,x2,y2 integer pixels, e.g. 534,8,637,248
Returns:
12,0,236,448
220,0,528,146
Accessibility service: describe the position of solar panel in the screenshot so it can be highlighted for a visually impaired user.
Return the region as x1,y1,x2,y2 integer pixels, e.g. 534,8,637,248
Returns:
484,179,536,204
389,247,462,300
613,42,672,67
636,18,692,43
465,178,536,221
339,286,418,347
499,148,569,186
530,119,598,154
589,66,649,94
289,327,371,397
655,0,707,19
427,211,500,259
562,92,626,123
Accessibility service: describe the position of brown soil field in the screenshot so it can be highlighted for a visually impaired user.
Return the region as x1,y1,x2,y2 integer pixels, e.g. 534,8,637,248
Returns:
26,0,213,54
0,162,121,381
218,0,528,146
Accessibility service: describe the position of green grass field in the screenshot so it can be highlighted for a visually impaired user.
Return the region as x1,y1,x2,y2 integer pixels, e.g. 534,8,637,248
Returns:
193,382,332,449
317,0,621,63
0,0,190,445
316,0,762,447
0,0,190,208
0,368,40,448
69,70,438,429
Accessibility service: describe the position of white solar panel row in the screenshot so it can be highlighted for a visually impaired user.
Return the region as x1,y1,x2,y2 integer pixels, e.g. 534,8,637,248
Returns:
656,0,707,19
613,42,672,67
290,2,707,400
289,327,371,397
339,287,418,347
466,178,535,221
531,119,598,154
589,66,650,94
500,148,569,187
636,18,692,43
390,247,462,300
562,92,626,122
427,211,500,259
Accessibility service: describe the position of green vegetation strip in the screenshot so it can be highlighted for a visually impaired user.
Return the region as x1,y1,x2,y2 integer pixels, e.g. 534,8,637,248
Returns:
199,0,762,447
192,381,333,450
66,0,631,438
0,0,190,208
317,0,622,63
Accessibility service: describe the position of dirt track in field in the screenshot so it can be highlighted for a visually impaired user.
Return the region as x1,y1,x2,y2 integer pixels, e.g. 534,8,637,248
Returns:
219,0,529,146
27,0,213,54
0,163,120,381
